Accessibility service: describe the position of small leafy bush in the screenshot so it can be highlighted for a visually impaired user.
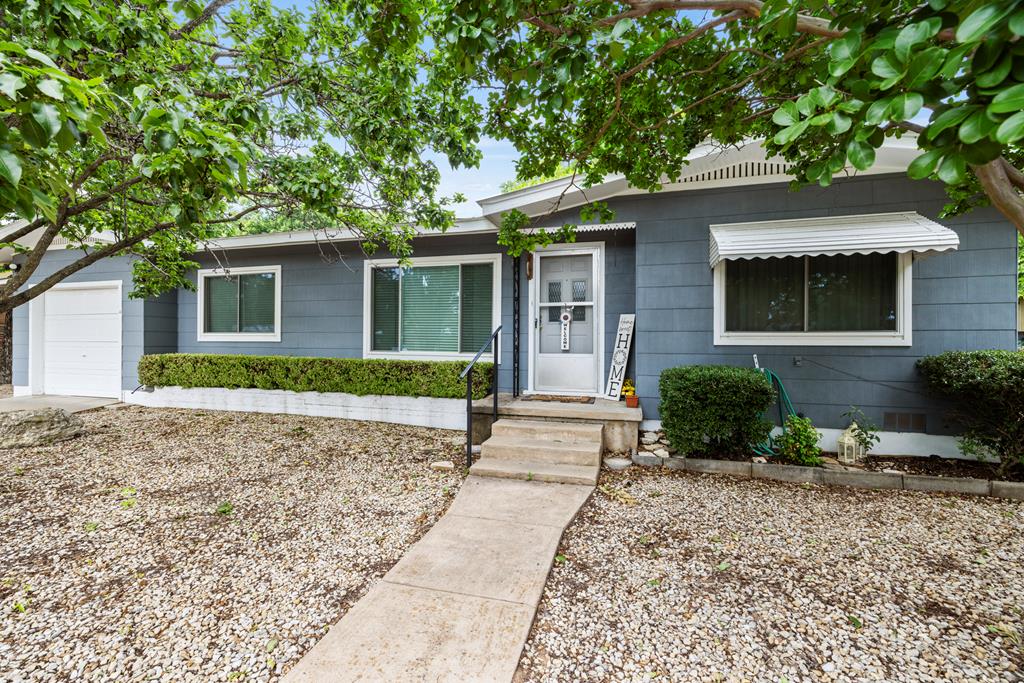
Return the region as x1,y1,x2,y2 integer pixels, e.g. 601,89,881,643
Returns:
138,354,493,400
776,415,823,466
842,406,881,454
659,365,774,457
917,350,1024,472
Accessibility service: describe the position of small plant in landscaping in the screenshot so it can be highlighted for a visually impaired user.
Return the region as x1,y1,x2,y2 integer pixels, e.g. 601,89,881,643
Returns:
83,522,99,533
776,415,822,467
216,501,234,516
842,407,881,454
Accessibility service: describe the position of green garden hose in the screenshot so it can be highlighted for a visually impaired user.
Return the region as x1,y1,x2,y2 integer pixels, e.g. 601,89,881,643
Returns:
753,368,797,457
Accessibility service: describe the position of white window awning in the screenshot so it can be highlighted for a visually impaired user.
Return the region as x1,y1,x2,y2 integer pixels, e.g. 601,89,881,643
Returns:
527,221,636,234
709,212,960,267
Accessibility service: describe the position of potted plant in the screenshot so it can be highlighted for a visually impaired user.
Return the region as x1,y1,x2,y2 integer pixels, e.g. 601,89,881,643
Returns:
622,379,639,408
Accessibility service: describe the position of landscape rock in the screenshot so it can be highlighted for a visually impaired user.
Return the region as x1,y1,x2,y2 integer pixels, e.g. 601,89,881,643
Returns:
603,457,631,471
429,460,455,472
0,408,84,448
640,432,660,445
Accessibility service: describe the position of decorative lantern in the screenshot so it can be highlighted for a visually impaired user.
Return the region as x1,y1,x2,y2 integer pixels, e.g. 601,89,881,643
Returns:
837,423,866,464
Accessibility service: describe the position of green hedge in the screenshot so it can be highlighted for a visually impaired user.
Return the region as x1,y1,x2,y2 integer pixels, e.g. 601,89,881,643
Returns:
917,350,1024,470
138,354,494,400
659,365,775,457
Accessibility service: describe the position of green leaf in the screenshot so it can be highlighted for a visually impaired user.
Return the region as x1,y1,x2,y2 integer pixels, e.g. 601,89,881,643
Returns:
30,102,62,140
957,4,1009,43
905,47,947,89
865,97,894,125
890,93,924,121
0,149,22,187
0,73,26,100
936,152,967,184
772,102,799,127
847,139,875,170
1010,9,1024,36
976,54,1012,88
958,110,998,144
37,78,63,101
773,120,809,145
870,53,904,80
907,149,943,179
928,105,977,139
830,32,861,62
611,18,633,40
989,83,1024,114
24,48,59,69
894,18,942,62
827,111,852,135
995,111,1024,143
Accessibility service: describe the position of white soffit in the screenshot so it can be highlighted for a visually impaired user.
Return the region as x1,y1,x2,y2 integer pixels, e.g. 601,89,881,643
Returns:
708,212,960,267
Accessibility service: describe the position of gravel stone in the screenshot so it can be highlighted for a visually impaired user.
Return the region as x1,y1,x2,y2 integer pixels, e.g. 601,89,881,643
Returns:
517,468,1024,682
0,406,464,682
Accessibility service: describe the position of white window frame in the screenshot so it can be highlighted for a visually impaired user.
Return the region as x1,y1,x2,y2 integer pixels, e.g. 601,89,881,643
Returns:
713,252,913,347
362,253,502,362
197,265,282,342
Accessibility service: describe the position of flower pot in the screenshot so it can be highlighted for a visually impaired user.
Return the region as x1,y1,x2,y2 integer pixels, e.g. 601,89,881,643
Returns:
625,395,639,408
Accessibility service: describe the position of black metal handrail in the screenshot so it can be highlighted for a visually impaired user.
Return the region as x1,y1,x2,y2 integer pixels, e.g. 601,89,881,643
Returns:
459,325,501,469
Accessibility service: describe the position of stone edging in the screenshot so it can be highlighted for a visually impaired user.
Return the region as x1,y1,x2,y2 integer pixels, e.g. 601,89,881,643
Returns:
629,453,1024,501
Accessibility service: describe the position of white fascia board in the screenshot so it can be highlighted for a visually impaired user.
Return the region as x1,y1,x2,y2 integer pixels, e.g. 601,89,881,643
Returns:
197,216,497,252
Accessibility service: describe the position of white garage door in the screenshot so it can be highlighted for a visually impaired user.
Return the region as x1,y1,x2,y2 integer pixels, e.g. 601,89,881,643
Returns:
43,284,122,398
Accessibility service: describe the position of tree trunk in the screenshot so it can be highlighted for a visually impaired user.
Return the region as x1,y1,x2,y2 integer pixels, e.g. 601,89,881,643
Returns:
0,311,11,386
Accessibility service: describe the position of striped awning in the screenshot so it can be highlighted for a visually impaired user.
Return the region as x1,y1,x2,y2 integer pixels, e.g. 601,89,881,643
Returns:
527,221,636,234
709,212,959,267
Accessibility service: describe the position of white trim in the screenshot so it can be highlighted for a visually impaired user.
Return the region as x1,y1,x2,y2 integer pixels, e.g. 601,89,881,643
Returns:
12,385,31,397
713,252,914,347
361,253,502,362
124,386,467,430
28,279,124,397
526,242,606,396
201,217,496,251
196,265,282,343
639,419,964,459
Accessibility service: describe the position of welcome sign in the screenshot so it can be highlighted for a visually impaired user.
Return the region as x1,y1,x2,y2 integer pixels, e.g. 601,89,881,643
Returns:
604,314,635,400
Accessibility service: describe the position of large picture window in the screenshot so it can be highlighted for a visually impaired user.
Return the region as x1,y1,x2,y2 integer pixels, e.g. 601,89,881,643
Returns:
197,266,281,342
714,252,911,346
365,255,500,359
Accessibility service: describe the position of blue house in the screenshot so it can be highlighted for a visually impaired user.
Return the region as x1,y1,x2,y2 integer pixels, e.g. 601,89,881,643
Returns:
12,139,1019,457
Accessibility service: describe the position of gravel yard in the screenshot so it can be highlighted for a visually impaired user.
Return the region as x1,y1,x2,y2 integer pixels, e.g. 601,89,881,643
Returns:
519,469,1024,683
0,406,463,682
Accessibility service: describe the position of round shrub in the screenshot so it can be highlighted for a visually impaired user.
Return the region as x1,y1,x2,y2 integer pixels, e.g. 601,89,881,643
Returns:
917,350,1024,471
659,365,775,457
776,415,823,466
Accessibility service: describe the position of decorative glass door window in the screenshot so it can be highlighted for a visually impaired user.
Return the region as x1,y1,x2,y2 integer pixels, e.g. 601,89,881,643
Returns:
370,262,494,354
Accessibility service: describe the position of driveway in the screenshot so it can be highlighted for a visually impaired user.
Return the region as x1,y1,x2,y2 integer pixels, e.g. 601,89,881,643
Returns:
0,394,119,413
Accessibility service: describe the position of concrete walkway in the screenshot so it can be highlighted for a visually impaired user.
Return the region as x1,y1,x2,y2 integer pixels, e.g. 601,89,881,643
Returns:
0,395,119,413
284,475,593,682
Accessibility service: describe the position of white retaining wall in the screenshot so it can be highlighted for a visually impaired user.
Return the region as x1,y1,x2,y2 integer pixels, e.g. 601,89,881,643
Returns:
123,386,466,430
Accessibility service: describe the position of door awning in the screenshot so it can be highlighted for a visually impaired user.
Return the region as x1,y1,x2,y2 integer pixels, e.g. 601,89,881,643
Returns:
709,212,960,267
527,221,636,234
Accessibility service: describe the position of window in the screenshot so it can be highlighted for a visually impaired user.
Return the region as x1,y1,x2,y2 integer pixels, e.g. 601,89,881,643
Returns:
197,266,281,342
364,254,501,359
714,252,912,346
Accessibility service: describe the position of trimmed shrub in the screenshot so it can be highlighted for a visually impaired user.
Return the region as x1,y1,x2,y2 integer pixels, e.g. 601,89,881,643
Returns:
776,415,823,466
659,365,775,457
917,350,1024,471
138,354,494,400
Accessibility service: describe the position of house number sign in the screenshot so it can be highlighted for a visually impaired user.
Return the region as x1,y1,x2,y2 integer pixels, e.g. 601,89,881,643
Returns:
604,314,635,399
559,310,572,351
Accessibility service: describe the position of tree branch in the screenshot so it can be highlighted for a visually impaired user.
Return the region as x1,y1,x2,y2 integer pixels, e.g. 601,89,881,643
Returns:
973,160,1024,237
171,0,236,39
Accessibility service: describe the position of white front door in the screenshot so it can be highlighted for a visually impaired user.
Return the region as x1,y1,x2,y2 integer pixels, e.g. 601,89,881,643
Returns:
531,246,602,394
41,283,122,398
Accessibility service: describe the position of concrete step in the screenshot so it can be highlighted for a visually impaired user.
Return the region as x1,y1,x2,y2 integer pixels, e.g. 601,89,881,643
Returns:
480,435,602,467
491,419,604,445
469,459,599,486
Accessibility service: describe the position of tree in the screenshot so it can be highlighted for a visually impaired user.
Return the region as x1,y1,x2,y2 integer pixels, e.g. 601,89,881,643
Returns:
0,0,481,312
440,0,1024,235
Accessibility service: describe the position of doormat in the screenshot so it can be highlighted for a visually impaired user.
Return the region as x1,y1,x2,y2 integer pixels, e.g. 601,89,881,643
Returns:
522,395,595,404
